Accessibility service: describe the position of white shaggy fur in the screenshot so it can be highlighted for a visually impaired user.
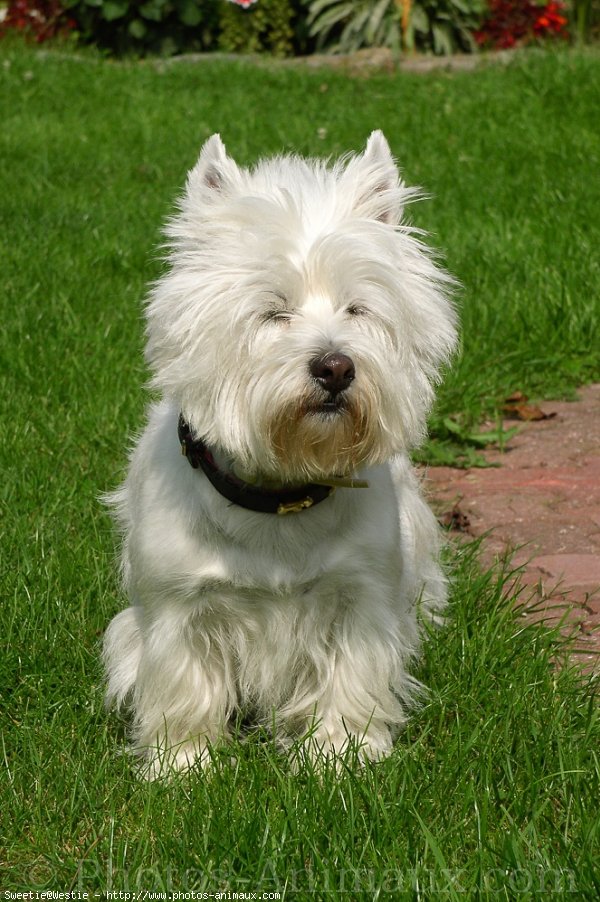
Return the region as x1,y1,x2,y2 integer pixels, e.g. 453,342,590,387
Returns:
103,131,457,778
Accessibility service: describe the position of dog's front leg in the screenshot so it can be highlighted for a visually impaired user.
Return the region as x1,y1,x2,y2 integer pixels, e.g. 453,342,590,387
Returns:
299,660,397,765
284,595,417,765
125,604,235,779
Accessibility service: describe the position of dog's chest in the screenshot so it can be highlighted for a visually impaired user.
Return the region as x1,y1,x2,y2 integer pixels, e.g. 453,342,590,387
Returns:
189,511,386,606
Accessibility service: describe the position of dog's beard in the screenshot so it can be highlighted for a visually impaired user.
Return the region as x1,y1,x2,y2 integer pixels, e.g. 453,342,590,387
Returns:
265,387,390,483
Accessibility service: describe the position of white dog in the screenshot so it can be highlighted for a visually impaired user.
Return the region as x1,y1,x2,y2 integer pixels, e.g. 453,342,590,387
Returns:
103,131,457,777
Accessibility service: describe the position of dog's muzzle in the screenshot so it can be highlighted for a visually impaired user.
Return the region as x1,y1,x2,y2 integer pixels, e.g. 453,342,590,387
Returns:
309,353,355,412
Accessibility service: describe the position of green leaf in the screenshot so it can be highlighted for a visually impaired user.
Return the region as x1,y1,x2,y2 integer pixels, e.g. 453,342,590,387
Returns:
307,0,340,20
442,417,465,437
177,0,203,27
139,1,165,22
471,425,519,447
410,5,429,33
440,416,519,450
368,0,392,41
310,5,355,40
349,7,372,37
102,0,129,21
128,18,147,38
432,22,454,54
160,35,180,55
449,0,473,14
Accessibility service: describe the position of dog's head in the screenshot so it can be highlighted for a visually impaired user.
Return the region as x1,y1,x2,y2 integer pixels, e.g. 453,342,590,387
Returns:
145,132,457,482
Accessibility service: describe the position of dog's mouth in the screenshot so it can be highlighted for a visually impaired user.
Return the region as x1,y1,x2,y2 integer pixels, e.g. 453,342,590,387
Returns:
308,394,347,416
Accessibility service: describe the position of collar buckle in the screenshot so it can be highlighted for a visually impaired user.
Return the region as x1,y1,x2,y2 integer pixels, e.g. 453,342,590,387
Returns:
277,496,316,516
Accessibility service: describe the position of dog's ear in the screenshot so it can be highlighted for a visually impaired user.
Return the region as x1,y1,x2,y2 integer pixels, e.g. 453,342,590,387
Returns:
187,134,240,196
363,130,396,172
345,130,403,225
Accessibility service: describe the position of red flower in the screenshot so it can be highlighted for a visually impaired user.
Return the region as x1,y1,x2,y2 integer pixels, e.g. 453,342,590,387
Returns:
0,0,76,41
477,0,568,49
534,1,568,34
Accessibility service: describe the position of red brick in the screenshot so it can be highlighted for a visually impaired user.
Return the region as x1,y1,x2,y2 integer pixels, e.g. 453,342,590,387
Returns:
423,384,600,668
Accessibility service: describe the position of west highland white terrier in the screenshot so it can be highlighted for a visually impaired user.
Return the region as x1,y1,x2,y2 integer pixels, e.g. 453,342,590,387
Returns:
103,131,457,777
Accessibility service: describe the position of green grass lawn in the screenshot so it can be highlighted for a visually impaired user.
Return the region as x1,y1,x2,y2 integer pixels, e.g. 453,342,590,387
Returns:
1,42,599,896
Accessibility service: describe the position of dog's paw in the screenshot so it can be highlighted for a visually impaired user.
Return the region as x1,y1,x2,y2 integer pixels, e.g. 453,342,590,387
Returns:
292,723,393,771
135,738,217,781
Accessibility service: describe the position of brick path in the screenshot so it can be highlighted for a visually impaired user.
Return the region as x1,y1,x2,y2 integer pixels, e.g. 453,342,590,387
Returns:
423,384,600,670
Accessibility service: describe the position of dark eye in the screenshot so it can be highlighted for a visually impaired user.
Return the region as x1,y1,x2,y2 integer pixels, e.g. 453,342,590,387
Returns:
346,304,367,317
262,309,292,325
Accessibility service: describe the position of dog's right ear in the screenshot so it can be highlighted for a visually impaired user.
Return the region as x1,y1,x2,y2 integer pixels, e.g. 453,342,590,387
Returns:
187,134,240,196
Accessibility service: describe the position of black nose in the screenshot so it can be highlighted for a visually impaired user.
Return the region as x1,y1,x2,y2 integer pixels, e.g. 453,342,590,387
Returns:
309,353,356,395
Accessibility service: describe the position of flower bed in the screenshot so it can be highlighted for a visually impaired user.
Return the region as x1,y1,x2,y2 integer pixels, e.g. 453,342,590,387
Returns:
0,0,584,56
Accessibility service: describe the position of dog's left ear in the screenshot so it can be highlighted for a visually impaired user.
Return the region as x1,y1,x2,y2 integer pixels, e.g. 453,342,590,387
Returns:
345,130,402,225
186,133,241,198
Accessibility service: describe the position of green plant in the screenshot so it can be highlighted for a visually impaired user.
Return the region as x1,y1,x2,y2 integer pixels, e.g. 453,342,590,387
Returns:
306,0,485,54
414,417,519,468
408,0,486,52
306,0,400,51
219,0,295,56
571,0,600,42
62,0,219,56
